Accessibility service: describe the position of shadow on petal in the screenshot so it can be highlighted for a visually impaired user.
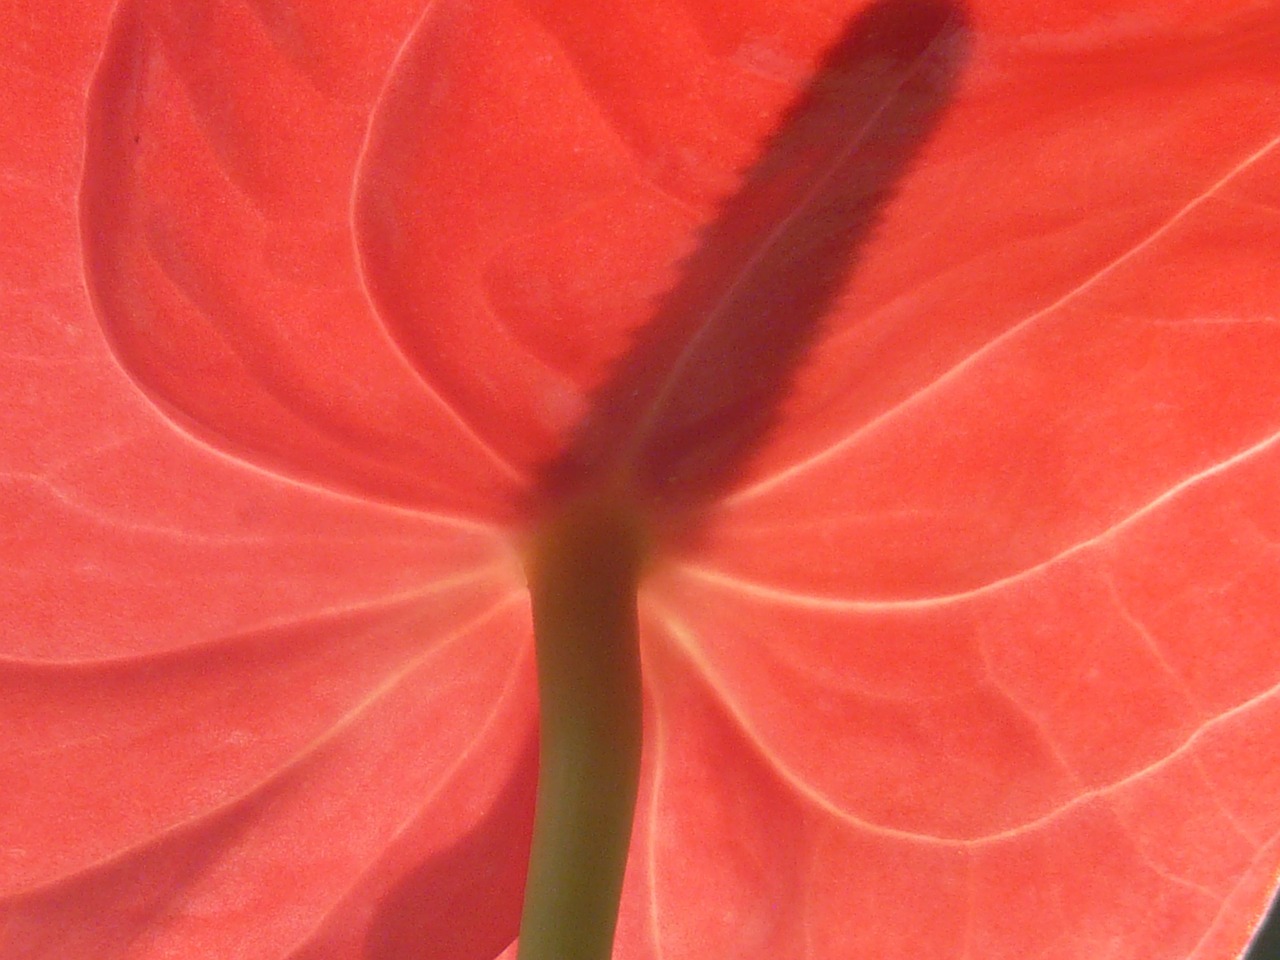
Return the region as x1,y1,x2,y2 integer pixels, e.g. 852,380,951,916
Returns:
363,732,538,960
534,0,971,532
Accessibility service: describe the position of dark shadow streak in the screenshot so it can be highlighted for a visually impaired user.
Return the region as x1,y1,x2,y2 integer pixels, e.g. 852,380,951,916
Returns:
362,731,538,960
364,4,968,957
1245,887,1280,960
532,0,971,536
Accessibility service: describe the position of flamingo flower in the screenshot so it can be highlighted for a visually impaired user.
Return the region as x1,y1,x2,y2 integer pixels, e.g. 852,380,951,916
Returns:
4,0,1280,958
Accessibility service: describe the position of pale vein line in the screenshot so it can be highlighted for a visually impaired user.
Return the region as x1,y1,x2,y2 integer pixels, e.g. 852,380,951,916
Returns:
280,634,534,960
1104,577,1208,720
1191,754,1263,850
1105,820,1221,903
161,426,509,535
2,467,508,550
1184,828,1280,960
635,167,706,220
678,414,1280,611
973,639,1081,789
348,1,528,488
75,0,124,298
531,14,702,222
93,0,527,503
141,237,479,509
0,562,515,669
84,230,507,535
100,379,511,533
6,591,526,897
649,600,1280,849
727,131,1280,506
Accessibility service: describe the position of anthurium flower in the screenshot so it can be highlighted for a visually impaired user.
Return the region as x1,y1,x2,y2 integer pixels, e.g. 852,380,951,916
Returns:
4,0,1280,958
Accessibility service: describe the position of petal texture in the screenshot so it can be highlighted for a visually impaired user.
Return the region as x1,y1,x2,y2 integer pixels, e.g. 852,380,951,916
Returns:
7,0,1280,959
82,0,525,516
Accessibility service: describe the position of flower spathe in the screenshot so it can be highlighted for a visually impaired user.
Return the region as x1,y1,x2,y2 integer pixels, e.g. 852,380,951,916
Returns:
5,1,1280,958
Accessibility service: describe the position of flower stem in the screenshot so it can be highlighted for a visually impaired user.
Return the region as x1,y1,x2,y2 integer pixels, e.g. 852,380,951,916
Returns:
518,489,647,960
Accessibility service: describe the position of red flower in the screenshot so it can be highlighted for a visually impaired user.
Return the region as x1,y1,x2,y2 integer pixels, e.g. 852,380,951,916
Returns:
4,0,1280,957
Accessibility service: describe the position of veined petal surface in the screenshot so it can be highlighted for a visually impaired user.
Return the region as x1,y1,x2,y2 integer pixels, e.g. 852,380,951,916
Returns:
5,0,1280,958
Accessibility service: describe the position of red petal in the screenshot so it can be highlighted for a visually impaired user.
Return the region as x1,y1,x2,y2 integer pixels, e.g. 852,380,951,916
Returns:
637,3,1280,954
3,3,534,956
353,0,886,488
81,0,524,516
1,603,536,959
10,0,1280,958
694,7,1280,597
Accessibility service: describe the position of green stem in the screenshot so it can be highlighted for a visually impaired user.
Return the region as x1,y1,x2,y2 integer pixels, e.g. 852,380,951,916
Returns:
518,490,647,960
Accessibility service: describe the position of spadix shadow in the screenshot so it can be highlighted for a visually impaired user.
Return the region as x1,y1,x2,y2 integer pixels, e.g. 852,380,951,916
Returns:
533,0,970,530
363,5,968,958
